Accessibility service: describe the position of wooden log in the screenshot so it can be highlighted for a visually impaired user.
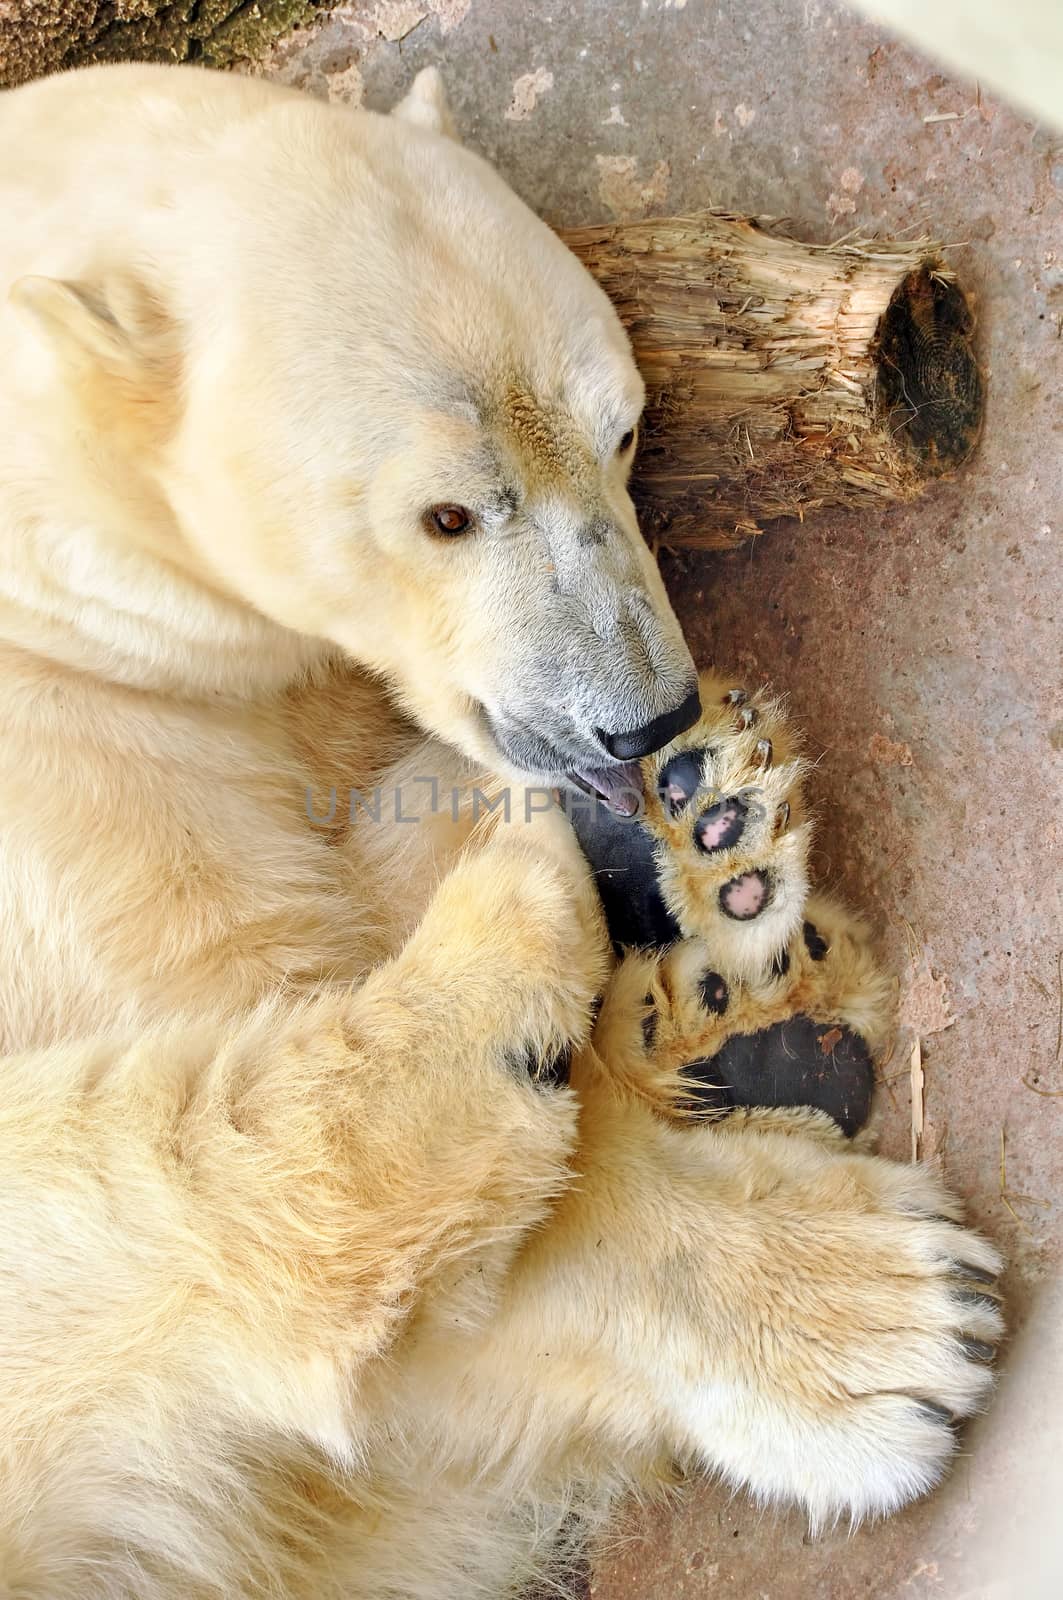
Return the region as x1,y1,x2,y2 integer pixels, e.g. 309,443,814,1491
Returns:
558,213,984,549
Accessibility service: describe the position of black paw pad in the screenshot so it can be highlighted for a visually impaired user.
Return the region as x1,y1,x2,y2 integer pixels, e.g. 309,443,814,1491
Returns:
803,921,829,961
507,1041,572,1089
719,869,772,921
698,971,730,1015
659,750,709,817
708,1015,874,1135
694,796,748,854
569,798,682,950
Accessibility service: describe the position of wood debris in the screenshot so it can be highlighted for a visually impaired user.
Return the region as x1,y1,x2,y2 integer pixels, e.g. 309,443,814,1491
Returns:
910,1037,924,1163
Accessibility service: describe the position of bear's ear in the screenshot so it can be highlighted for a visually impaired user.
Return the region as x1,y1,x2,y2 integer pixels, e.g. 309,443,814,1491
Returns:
391,66,460,142
10,275,141,380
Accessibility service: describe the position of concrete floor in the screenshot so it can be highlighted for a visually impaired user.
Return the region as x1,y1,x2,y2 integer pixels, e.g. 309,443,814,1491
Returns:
266,4,1062,1594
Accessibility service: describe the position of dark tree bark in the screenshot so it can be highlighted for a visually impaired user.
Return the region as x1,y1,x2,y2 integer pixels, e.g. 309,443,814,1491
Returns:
0,0,322,89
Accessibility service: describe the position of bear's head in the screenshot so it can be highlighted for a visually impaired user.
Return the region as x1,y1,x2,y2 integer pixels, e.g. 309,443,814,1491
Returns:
8,66,698,801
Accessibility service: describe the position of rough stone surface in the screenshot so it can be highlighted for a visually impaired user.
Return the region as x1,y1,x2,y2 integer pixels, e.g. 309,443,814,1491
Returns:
5,0,1061,1593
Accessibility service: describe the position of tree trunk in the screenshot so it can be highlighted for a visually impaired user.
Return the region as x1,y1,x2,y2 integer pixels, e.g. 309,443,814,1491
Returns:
558,213,984,550
0,1,321,89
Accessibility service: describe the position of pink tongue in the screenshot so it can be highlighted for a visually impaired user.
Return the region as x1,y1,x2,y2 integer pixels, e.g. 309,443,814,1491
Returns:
572,762,644,816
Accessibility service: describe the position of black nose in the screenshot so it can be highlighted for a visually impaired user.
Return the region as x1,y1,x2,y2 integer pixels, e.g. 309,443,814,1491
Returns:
596,686,702,762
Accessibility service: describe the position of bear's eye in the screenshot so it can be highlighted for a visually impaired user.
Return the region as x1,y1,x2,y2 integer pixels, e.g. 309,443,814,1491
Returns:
425,504,474,537
617,428,636,455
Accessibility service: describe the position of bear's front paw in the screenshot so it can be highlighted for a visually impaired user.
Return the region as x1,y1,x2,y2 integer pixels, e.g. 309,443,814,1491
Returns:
402,832,608,1097
594,891,892,1134
570,671,811,980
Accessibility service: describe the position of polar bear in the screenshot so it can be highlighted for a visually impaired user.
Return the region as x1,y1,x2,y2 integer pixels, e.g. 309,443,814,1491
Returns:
0,62,1000,1600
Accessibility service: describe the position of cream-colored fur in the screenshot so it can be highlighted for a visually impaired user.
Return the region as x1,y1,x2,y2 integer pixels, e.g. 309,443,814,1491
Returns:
0,62,1000,1599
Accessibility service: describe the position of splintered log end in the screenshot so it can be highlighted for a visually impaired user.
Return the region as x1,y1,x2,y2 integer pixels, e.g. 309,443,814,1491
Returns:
875,267,984,477
561,212,985,550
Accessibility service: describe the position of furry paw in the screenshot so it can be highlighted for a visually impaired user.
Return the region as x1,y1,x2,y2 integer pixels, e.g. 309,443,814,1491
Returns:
411,827,608,1096
569,671,811,979
675,1140,1004,1526
593,892,893,1134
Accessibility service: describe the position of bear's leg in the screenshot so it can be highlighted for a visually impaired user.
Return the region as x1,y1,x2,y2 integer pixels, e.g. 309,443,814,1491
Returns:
0,808,605,1594
401,1059,1000,1536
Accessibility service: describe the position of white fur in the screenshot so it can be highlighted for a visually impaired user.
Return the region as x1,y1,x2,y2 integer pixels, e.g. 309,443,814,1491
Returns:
0,63,1001,1598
